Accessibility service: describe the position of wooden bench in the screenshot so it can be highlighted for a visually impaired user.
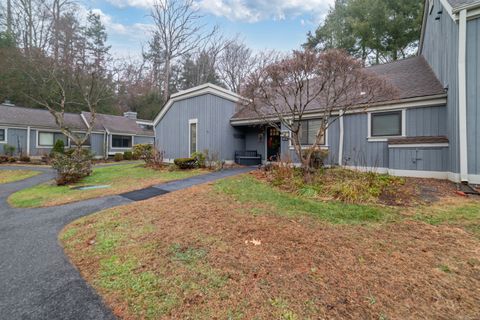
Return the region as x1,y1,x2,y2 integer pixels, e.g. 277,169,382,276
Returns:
235,150,262,166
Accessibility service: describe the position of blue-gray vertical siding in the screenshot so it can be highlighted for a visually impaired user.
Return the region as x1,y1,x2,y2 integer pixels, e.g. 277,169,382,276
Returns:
421,0,459,173
155,93,245,161
90,133,105,157
466,17,480,174
389,147,449,171
343,113,388,168
134,136,155,145
406,106,447,136
244,127,265,160
2,128,28,156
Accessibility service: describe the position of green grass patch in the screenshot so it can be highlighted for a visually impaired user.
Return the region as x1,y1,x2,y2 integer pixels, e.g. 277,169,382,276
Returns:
8,163,205,208
0,170,40,184
215,175,395,225
414,203,480,238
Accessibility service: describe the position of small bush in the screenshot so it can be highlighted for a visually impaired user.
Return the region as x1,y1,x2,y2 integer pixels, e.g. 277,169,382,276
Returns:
3,144,15,156
123,151,133,160
133,144,153,161
51,148,93,185
174,157,197,169
19,155,31,162
0,155,8,163
7,156,16,163
191,151,206,168
50,139,65,157
114,153,123,162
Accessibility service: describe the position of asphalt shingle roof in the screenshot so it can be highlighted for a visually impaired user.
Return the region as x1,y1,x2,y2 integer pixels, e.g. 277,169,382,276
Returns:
0,104,87,130
446,0,479,9
82,112,154,136
0,104,154,136
232,56,446,121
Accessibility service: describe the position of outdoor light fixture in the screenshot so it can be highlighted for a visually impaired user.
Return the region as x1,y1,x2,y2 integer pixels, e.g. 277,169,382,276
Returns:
281,130,290,141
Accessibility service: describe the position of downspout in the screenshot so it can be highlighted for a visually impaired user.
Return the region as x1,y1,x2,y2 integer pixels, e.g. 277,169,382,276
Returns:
338,111,344,166
458,9,468,182
26,126,30,156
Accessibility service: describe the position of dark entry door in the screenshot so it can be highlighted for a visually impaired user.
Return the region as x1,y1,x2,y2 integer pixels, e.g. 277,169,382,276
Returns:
267,127,281,161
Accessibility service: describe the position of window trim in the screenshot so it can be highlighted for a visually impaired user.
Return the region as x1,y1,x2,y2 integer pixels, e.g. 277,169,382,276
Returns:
288,118,329,150
367,109,406,142
110,134,134,149
0,127,7,144
188,119,198,157
35,130,70,148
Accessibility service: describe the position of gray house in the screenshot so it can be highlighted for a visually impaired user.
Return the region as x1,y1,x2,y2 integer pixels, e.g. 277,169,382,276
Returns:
153,0,480,184
0,103,154,158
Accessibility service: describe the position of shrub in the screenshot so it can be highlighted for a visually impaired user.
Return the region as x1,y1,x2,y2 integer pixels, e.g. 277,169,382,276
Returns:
123,151,133,160
0,155,8,163
7,156,16,163
146,148,165,168
3,144,15,156
50,148,93,185
191,151,206,168
133,144,153,161
174,157,197,169
203,149,223,171
50,139,65,157
114,153,123,162
19,155,31,162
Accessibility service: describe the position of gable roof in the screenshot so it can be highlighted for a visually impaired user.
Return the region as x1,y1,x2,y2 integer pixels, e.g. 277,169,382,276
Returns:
231,56,446,121
153,83,244,126
0,104,87,130
82,112,154,136
446,0,480,9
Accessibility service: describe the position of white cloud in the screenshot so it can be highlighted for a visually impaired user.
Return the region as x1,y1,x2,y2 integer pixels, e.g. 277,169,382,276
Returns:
103,0,334,23
196,0,334,22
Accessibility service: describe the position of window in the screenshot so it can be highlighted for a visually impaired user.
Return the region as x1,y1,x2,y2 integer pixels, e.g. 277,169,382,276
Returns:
111,135,132,148
370,111,403,137
0,128,5,142
296,119,325,145
189,120,197,156
38,131,67,147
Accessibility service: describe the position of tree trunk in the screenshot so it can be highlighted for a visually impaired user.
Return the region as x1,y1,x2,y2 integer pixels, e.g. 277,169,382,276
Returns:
163,57,170,98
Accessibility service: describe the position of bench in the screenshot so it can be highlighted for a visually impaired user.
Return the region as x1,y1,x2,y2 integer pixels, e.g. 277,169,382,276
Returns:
235,150,262,166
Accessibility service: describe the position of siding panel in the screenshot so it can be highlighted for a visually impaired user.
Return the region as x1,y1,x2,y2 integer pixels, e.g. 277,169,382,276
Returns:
467,17,480,174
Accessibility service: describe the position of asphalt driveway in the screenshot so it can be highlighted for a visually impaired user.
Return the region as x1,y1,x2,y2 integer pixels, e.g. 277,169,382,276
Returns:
0,165,253,319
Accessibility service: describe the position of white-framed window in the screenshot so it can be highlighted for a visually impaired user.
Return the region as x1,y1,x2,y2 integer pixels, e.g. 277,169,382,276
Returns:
289,119,327,148
189,119,198,156
111,135,132,148
368,109,406,141
37,131,69,148
0,127,6,143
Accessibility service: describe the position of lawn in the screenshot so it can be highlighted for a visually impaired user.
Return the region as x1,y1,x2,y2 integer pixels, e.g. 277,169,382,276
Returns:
9,163,205,208
61,173,480,320
0,170,41,184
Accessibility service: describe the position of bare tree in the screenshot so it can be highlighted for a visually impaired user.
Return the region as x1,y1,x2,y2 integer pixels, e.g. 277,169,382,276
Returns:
242,49,396,179
218,39,255,93
149,0,217,98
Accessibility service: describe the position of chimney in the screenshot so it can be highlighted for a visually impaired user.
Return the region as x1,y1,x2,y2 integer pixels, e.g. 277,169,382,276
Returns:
123,111,137,120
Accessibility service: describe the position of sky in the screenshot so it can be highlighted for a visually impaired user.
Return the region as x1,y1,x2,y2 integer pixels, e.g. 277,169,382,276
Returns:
79,0,335,59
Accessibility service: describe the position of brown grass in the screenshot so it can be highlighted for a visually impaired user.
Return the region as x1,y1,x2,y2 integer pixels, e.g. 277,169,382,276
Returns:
61,178,480,320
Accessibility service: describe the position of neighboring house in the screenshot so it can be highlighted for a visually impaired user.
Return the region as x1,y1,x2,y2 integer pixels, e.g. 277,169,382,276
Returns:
153,0,480,183
0,103,154,158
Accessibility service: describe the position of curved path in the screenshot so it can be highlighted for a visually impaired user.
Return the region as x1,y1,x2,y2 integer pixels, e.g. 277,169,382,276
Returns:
0,165,253,319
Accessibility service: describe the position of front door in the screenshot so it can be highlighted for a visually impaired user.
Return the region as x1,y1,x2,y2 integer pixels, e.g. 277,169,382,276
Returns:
266,127,281,161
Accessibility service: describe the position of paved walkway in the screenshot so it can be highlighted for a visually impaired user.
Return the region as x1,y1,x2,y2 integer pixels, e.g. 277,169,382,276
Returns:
0,165,253,319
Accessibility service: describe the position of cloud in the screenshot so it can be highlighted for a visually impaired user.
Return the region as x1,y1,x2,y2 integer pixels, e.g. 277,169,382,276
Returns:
196,0,334,22
103,0,334,22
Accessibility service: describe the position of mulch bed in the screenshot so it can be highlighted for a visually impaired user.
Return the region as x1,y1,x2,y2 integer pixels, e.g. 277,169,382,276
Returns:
63,181,480,320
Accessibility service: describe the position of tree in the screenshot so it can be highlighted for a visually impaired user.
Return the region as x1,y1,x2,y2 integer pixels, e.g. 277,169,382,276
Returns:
304,0,423,65
218,39,255,93
242,49,396,179
148,0,217,98
84,11,111,72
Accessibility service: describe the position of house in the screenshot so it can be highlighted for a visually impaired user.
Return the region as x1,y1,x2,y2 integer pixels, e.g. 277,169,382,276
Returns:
153,0,480,184
0,103,154,158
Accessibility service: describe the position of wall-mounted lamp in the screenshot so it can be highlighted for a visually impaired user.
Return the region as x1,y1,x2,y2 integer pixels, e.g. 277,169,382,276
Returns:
281,130,290,141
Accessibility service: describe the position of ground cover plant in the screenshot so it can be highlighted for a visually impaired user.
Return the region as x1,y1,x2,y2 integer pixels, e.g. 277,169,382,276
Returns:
61,172,480,319
9,163,205,208
0,170,40,184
